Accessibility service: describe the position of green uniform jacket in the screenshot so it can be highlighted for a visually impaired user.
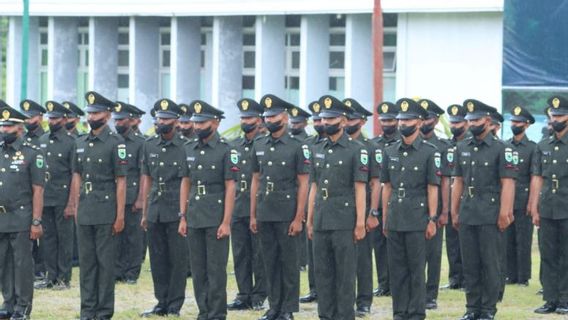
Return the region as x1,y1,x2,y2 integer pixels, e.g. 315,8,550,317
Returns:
380,136,441,232
507,134,536,211
73,126,128,225
452,134,517,225
251,131,311,222
230,133,261,218
424,133,452,215
24,126,46,147
184,133,238,228
0,137,46,232
311,133,368,231
122,130,145,205
39,128,76,207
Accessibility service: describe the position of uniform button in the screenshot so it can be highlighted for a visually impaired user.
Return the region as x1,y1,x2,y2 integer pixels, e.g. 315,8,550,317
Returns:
27,138,32,142
286,195,291,199
242,160,247,164
218,199,222,204
89,143,94,147
133,182,137,186
159,177,163,181
58,153,62,157
398,199,402,203
525,187,529,192
211,165,216,169
471,161,475,165
195,196,200,200
400,182,404,187
266,176,271,180
47,152,51,156
128,154,132,158
338,161,343,165
173,162,177,166
3,155,7,158
420,203,424,207
200,151,205,155
401,167,405,171
344,202,349,207
86,174,90,178
160,162,164,166
270,147,275,152
553,189,557,194
471,177,475,181
491,198,495,202
20,206,24,209
282,161,286,165
484,162,488,166
555,146,559,151
268,161,273,166
552,174,557,178
0,182,3,186
403,152,408,157
105,195,109,200
326,164,330,168
98,159,102,163
553,159,557,164
197,180,201,184
49,140,54,144
198,165,203,170
86,158,90,162
328,150,333,154
474,147,478,152
245,147,249,152
324,180,329,184
520,159,524,163
241,174,246,178
162,148,167,152
414,166,418,171
158,192,162,196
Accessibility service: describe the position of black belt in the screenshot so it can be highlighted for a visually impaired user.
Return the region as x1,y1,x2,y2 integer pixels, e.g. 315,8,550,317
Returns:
464,186,499,198
83,181,115,194
194,184,225,195
319,187,353,200
394,188,426,199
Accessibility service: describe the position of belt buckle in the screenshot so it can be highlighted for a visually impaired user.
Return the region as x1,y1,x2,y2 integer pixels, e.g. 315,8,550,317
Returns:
197,185,206,195
468,186,474,198
45,172,51,182
266,182,274,192
240,180,248,191
553,179,559,190
321,188,329,200
159,182,166,193
0,206,6,214
84,182,93,194
398,188,405,198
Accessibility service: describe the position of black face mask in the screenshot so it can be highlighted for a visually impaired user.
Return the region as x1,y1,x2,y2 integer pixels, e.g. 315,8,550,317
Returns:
420,123,435,135
548,127,554,136
180,128,194,137
88,119,106,131
265,121,283,133
469,123,486,137
552,121,567,133
345,124,360,135
314,125,325,135
290,127,304,136
324,123,341,136
65,122,76,130
399,125,417,137
511,125,525,136
156,123,174,135
115,125,130,135
25,123,39,132
48,122,63,133
450,126,465,138
2,132,18,145
382,125,396,136
241,123,257,134
195,127,213,140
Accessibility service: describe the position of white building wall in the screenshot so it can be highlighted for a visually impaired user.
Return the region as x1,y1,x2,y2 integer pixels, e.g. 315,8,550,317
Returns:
396,12,503,111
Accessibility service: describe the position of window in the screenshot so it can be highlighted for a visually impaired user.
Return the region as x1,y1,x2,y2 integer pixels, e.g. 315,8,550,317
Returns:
328,15,345,99
383,13,397,100
117,25,129,102
200,18,212,100
242,17,255,99
159,26,171,98
77,19,89,108
39,18,48,104
284,15,301,105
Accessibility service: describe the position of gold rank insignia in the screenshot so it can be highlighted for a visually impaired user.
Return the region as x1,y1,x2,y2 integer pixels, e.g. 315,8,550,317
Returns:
547,107,553,117
401,101,409,112
324,97,332,109
47,102,54,112
467,101,474,112
241,100,249,111
381,104,389,113
265,97,272,108
553,97,560,108
313,103,321,113
344,100,352,107
180,106,187,113
22,101,30,111
88,94,95,105
291,108,298,117
451,106,459,115
421,101,429,109
160,100,169,110
194,102,202,114
63,102,70,109
2,110,10,120
513,106,522,116
115,103,122,112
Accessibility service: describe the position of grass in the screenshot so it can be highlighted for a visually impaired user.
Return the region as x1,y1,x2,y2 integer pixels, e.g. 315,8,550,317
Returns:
31,230,562,319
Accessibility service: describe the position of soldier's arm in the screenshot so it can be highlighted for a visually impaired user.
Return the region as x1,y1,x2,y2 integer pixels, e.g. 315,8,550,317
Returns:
381,182,392,231
370,177,381,213
30,185,44,240
179,177,190,218
114,176,126,233
451,177,463,228
249,172,260,233
529,175,543,226
295,174,309,223
306,182,317,239
498,178,515,231
439,176,450,225
218,179,236,239
141,175,152,230
354,181,366,241
65,173,82,219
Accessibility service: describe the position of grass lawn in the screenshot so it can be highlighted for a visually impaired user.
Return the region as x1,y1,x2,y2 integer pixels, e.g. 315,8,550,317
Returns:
31,230,563,319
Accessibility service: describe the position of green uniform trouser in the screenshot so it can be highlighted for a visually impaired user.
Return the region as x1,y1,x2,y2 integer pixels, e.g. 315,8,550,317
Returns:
425,226,443,301
42,205,74,283
445,214,463,285
231,216,266,304
77,224,116,319
356,230,373,308
258,221,300,314
0,232,33,315
298,226,307,268
306,236,316,294
372,226,390,291
115,205,143,281
148,221,188,313
540,218,568,303
313,230,356,320
459,224,500,315
388,231,426,320
189,227,229,320
506,209,533,283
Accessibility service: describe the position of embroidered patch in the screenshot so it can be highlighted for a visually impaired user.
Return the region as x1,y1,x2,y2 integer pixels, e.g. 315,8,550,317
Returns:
36,155,44,168
302,145,311,160
512,151,519,165
375,149,383,164
434,152,441,168
361,150,368,165
230,149,239,165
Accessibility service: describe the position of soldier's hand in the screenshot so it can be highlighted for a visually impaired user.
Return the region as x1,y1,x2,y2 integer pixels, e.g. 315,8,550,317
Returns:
366,216,380,232
425,221,437,240
178,218,187,237
497,214,511,232
250,217,258,234
382,226,388,238
354,224,366,242
30,225,43,240
306,223,314,240
288,219,303,237
438,213,448,228
113,218,125,235
140,216,148,232
532,211,540,227
452,215,460,230
63,205,76,220
217,223,231,239
133,198,144,212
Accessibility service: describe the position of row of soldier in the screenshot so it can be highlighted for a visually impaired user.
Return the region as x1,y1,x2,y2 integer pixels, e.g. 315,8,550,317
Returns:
0,91,565,320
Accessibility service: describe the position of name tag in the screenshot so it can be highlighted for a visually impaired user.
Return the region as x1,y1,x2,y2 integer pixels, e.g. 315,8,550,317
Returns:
315,153,325,159
76,148,84,153
543,151,551,156
389,156,399,162
186,156,195,162
461,152,470,157
256,151,264,156
149,153,158,158
40,144,47,148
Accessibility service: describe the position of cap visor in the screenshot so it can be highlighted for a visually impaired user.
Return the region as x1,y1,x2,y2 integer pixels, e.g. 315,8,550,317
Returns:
396,113,420,120
85,105,108,113
290,117,308,123
319,111,344,118
155,111,179,119
262,109,285,117
448,116,466,123
46,112,65,119
549,109,568,116
240,111,261,117
190,114,215,122
465,113,485,121
112,112,130,120
510,115,529,123
378,114,397,120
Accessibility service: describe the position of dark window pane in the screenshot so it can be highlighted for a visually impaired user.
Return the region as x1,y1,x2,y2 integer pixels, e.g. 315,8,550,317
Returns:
384,33,397,46
41,49,48,66
118,74,129,88
291,51,300,69
118,50,129,67
329,51,345,69
384,14,398,27
84,33,89,45
329,77,337,91
161,33,170,45
285,15,301,27
290,34,300,46
330,33,345,46
201,17,213,27
39,17,48,27
85,50,89,66
201,33,207,45
243,34,255,46
290,76,299,89
242,76,255,89
118,33,129,45
40,33,48,45
162,50,170,67
243,16,256,27
201,50,205,68
383,51,396,71
244,51,255,68
118,17,129,27
330,14,345,27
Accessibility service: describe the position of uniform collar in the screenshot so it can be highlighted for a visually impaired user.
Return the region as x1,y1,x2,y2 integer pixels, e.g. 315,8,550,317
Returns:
158,132,185,147
469,132,495,147
398,135,423,151
266,131,291,145
423,132,438,142
324,132,349,148
241,132,261,145
195,132,221,149
123,129,139,142
510,134,529,146
26,126,45,138
87,125,111,142
49,127,68,140
552,132,568,145
2,136,24,151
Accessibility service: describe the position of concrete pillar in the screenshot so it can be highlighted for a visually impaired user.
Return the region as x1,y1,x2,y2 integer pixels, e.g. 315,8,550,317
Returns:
48,17,78,101
255,15,285,100
88,17,118,99
299,14,329,108
345,14,373,108
129,17,160,130
6,16,39,105
212,16,242,130
171,17,201,103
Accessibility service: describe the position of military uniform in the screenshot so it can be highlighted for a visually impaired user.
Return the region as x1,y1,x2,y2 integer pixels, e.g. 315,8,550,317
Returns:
251,94,310,320
309,96,368,320
229,99,267,310
141,99,189,317
532,96,568,313
506,106,536,285
73,92,128,319
112,102,145,283
381,98,441,320
452,99,517,319
37,101,76,289
371,101,400,297
0,104,45,319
